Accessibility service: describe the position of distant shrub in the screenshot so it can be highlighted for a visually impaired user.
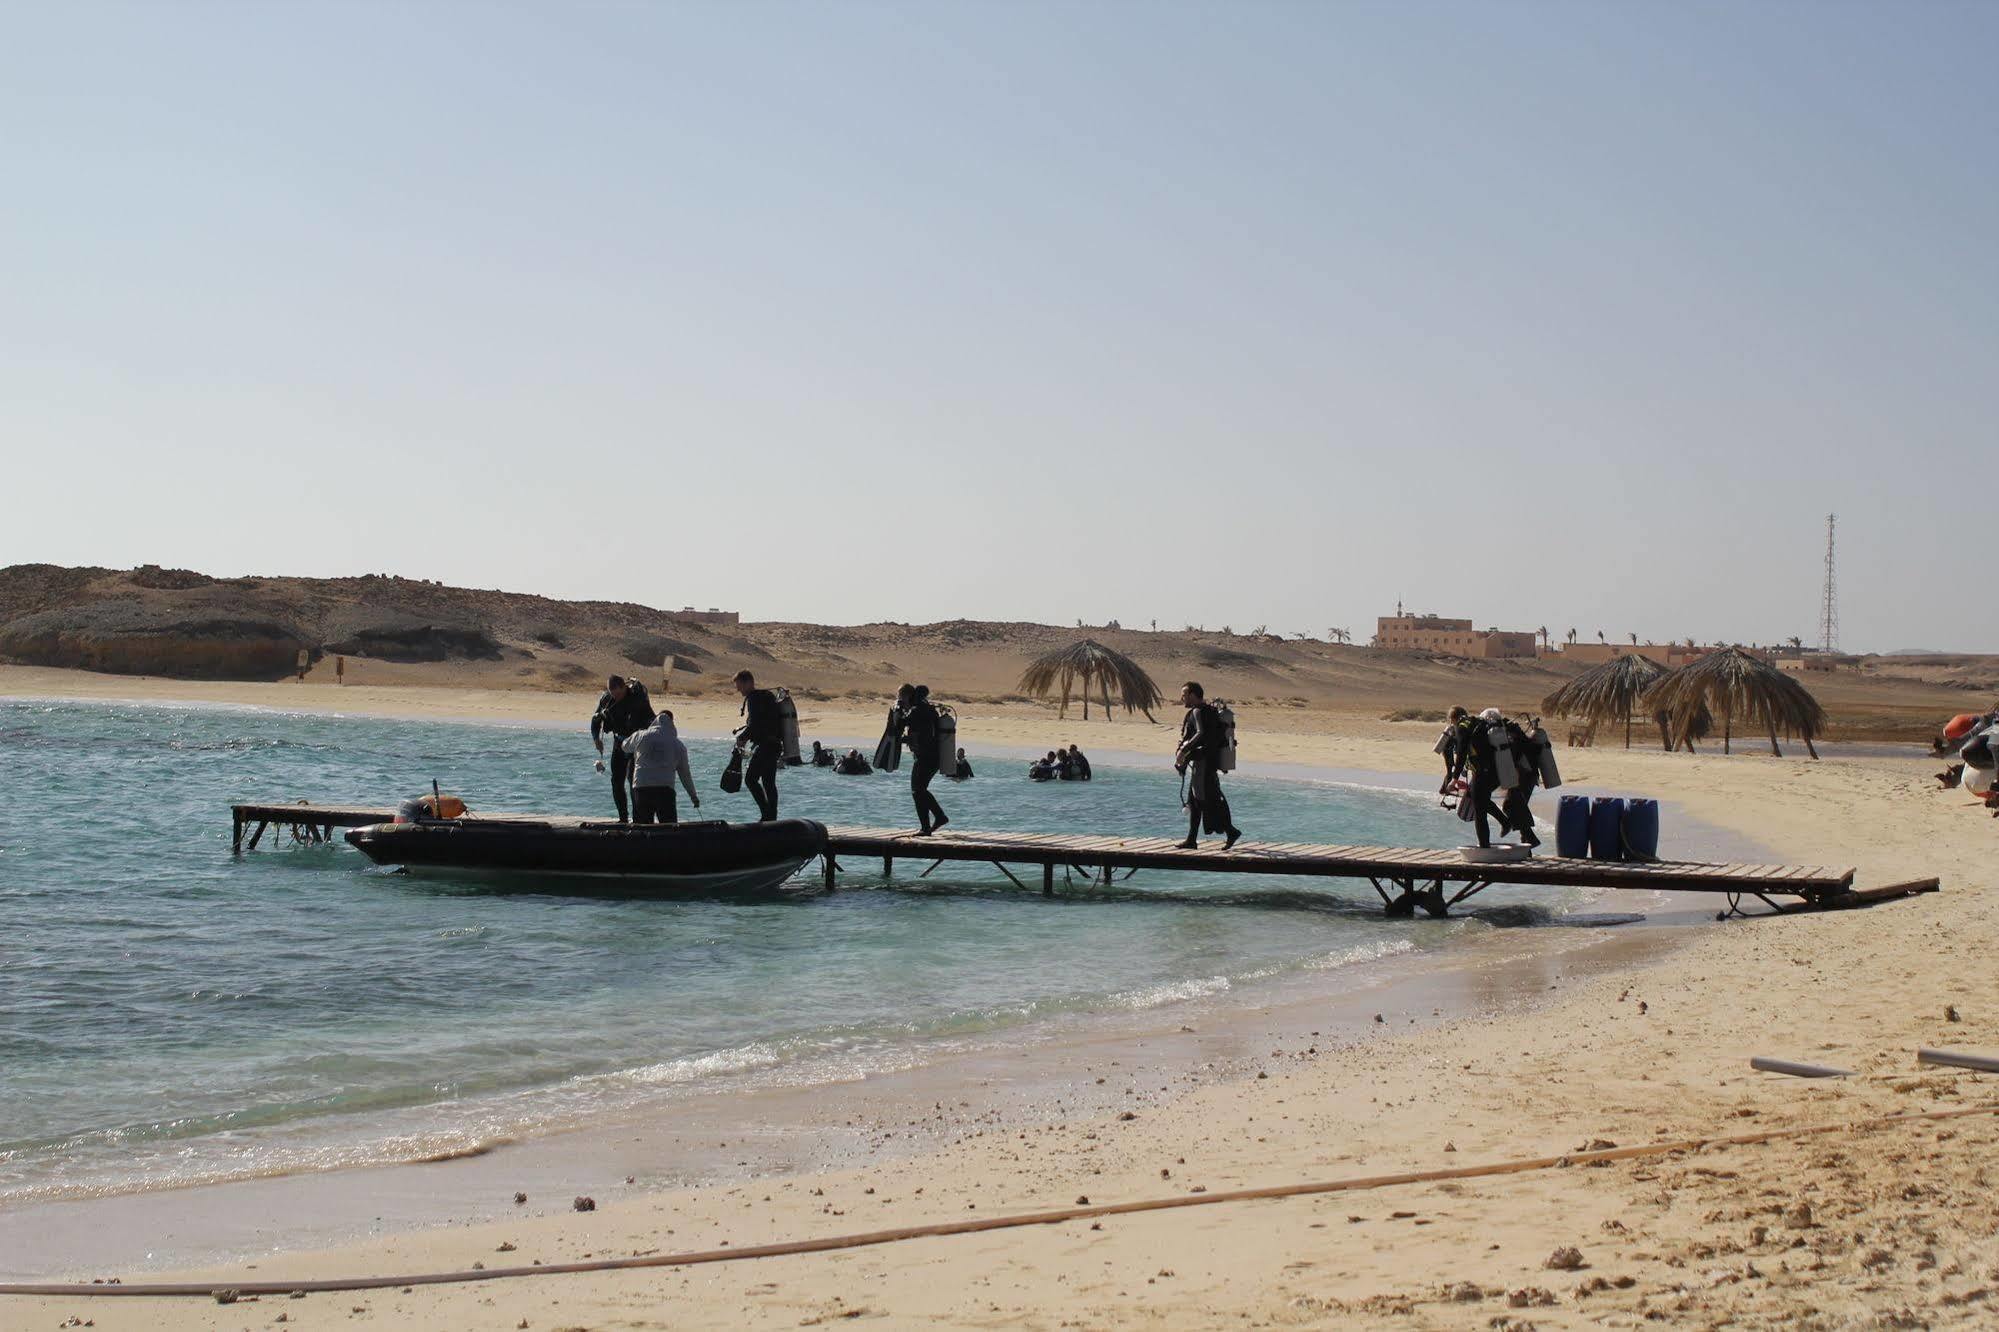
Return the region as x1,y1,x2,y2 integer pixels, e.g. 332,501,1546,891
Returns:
1382,708,1447,723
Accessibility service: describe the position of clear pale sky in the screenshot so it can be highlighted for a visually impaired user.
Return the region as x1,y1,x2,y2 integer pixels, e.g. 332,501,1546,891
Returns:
4,2,1991,651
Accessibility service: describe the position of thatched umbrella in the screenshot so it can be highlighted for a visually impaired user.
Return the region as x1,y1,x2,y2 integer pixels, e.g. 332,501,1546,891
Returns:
1541,654,1669,749
1643,646,1827,758
1016,639,1161,722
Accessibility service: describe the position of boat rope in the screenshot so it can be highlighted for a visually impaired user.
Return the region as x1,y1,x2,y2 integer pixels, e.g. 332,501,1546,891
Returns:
3,1098,1993,1300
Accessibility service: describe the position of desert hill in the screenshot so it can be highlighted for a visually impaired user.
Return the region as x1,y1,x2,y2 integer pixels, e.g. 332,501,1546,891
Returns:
0,564,1984,739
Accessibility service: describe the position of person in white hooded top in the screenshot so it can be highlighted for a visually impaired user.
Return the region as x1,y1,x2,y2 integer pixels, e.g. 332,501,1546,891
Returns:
618,710,701,824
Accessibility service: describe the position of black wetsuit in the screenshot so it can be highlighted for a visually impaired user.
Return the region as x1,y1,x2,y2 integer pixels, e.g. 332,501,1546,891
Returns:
590,684,656,822
1177,704,1238,844
1463,721,1509,849
738,688,782,821
900,699,948,832
1069,751,1091,782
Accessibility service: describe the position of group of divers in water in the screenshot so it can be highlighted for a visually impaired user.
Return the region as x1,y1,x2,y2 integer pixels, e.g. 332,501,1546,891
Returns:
588,672,1244,849
1433,706,1563,850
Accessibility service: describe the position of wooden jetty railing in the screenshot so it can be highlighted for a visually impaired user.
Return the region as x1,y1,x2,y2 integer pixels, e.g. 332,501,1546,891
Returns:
226,801,1920,919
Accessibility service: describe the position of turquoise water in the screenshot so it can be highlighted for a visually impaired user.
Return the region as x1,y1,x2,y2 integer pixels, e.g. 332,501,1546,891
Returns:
0,699,1576,1205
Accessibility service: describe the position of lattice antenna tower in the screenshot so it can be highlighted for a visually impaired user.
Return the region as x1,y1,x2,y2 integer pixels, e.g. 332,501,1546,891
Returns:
1819,513,1838,654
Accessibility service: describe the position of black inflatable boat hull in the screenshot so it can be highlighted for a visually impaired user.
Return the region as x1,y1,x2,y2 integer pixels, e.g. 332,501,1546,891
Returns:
344,818,827,894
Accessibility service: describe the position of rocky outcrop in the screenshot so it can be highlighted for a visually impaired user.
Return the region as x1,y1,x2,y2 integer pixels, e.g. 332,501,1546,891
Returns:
0,603,311,680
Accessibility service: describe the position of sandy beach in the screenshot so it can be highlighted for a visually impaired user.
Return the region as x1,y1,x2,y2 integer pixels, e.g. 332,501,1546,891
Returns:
3,665,1994,1329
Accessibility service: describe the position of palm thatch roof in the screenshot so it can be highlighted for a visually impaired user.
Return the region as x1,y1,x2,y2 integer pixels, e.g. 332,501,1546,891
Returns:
1016,639,1162,721
1643,646,1827,758
1541,654,1670,749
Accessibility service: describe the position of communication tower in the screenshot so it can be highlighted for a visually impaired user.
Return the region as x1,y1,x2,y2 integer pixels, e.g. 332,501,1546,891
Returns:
1818,513,1838,654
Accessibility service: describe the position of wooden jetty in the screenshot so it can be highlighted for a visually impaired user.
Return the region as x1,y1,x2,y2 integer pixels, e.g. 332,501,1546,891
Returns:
229,801,1932,918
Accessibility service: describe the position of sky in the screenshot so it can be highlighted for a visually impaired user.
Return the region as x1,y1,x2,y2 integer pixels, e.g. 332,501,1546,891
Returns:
3,1,1992,652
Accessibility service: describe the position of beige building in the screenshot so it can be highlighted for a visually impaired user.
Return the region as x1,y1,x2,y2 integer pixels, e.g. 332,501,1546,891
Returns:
1374,615,1538,660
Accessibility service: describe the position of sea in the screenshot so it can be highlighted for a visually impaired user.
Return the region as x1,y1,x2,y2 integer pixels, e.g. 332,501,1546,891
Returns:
0,697,1610,1211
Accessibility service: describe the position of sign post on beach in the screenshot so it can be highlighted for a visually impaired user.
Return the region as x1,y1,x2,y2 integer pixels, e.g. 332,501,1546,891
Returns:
295,649,309,682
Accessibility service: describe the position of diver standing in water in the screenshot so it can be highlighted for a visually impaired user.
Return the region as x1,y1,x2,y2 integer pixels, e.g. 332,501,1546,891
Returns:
590,674,656,822
733,670,783,821
1173,681,1241,850
897,684,950,834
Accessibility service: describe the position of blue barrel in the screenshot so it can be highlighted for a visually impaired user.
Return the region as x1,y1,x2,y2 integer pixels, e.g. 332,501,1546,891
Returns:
1555,795,1592,858
1622,798,1660,861
1589,797,1627,861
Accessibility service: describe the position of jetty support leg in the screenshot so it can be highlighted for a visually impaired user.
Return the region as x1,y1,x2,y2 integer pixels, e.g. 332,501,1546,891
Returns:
991,861,1028,891
232,811,244,854
1378,876,1418,918
823,854,837,890
883,856,893,879
1043,863,1055,897
247,820,269,851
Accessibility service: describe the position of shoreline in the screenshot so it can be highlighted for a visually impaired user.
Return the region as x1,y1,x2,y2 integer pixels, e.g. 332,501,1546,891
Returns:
4,666,1991,1327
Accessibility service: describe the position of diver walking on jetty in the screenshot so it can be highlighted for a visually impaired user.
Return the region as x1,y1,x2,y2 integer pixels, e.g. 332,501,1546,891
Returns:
1460,707,1513,849
590,674,656,822
619,709,700,824
897,683,951,835
1174,681,1241,849
733,670,783,821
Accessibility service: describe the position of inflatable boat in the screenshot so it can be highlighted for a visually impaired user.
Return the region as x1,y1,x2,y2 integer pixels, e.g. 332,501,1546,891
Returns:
345,817,827,894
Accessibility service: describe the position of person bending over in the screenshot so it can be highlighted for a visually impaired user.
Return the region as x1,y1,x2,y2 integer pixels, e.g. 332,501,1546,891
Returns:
733,670,783,821
620,710,700,824
896,683,950,835
591,674,656,822
1173,681,1241,850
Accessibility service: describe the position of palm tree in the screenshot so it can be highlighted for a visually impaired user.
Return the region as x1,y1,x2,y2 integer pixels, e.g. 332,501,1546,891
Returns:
1329,627,1351,645
1566,627,1577,646
1016,639,1162,722
1629,632,1639,646
1787,636,1803,652
1538,625,1550,651
1644,646,1827,758
1596,629,1606,644
1542,654,1670,749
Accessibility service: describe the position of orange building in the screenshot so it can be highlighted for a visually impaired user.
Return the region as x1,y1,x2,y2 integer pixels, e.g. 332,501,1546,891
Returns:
1374,615,1538,659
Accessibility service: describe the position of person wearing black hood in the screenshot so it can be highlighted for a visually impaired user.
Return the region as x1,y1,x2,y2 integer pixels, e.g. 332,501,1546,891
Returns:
1173,681,1240,849
733,670,783,821
590,674,656,822
896,683,950,834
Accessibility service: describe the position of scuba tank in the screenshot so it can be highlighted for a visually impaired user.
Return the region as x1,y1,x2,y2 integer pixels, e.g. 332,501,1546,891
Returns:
873,705,903,772
1529,726,1561,789
934,704,957,772
1490,719,1521,788
774,688,803,765
1214,702,1238,773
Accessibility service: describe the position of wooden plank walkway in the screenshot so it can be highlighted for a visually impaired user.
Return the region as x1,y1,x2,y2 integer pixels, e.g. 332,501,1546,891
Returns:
225,801,1912,919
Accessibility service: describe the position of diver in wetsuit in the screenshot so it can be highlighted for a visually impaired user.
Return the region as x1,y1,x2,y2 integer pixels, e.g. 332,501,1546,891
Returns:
1435,706,1471,794
1462,708,1511,849
590,674,656,822
733,670,782,821
897,684,950,835
1173,681,1240,850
